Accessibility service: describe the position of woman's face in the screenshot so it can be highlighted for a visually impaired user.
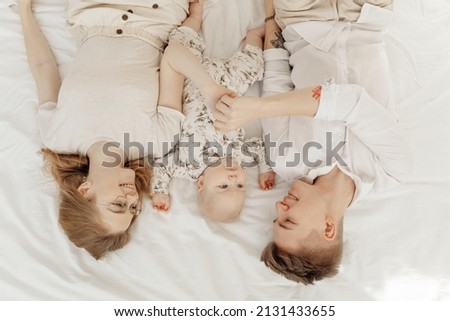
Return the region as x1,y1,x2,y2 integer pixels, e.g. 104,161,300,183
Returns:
78,168,141,234
272,179,327,254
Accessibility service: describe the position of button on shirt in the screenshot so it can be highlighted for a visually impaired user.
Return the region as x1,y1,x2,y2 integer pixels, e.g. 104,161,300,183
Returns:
37,36,184,160
66,0,189,51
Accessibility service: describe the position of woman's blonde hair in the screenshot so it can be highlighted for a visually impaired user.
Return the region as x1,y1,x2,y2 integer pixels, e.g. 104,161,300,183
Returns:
42,149,152,259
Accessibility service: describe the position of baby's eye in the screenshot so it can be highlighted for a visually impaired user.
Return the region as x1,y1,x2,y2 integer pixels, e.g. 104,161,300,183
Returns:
219,184,228,189
237,184,245,188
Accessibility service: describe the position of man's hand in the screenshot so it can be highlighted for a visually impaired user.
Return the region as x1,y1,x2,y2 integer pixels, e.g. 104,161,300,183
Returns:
213,94,261,132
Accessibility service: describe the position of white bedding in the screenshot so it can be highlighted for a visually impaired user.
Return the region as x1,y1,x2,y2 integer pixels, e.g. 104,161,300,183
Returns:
1,0,449,300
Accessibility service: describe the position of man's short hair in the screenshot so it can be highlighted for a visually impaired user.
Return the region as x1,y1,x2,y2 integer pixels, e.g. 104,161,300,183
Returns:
261,220,344,284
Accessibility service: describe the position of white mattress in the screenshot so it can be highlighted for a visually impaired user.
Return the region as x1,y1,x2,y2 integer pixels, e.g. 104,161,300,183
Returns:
1,0,449,300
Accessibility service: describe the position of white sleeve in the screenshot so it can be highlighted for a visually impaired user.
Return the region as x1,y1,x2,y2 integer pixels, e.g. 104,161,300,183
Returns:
243,137,272,174
262,48,294,97
315,84,413,182
153,106,185,158
260,49,292,153
35,101,58,148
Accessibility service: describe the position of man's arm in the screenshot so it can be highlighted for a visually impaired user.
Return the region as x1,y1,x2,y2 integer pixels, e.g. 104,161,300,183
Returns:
315,84,413,182
264,0,284,50
19,0,60,105
213,86,320,132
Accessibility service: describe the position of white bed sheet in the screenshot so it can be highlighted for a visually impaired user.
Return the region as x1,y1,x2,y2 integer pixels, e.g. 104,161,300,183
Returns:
1,0,449,300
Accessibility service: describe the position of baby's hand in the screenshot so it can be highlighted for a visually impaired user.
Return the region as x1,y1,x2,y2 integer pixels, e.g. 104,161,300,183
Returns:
152,194,171,212
259,171,276,191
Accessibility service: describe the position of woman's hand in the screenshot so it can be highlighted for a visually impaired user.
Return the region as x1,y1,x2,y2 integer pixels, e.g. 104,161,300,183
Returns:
213,94,261,132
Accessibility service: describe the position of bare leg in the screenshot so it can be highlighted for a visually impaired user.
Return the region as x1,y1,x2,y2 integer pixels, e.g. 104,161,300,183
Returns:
158,0,233,109
181,0,203,33
243,26,265,50
157,0,204,111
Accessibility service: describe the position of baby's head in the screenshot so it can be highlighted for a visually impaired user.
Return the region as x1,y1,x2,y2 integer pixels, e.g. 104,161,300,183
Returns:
197,159,246,222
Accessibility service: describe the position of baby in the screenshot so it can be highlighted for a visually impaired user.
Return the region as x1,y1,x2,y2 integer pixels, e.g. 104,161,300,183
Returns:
151,0,275,221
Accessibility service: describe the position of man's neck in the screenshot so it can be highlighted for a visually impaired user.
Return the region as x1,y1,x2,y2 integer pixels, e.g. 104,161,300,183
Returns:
315,166,356,215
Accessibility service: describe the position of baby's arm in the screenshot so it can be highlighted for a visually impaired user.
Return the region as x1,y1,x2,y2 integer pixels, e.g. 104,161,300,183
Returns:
151,156,175,211
157,0,206,112
245,137,276,191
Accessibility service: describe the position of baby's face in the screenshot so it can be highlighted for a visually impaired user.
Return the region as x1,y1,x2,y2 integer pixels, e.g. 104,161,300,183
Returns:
197,161,247,221
200,160,247,193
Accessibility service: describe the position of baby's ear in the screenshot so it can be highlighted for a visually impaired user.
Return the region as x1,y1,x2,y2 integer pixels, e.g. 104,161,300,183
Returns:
197,175,205,191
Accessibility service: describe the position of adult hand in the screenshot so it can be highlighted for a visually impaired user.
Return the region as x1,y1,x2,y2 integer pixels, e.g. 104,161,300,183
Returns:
213,94,261,132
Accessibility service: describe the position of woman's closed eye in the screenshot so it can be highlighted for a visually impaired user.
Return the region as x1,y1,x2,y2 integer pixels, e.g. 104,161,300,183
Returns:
285,218,296,225
111,201,126,211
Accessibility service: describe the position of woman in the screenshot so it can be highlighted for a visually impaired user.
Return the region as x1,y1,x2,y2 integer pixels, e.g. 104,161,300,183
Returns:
213,0,412,284
18,0,193,259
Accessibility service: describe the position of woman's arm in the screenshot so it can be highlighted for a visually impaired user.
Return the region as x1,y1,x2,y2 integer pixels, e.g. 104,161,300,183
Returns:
19,0,60,105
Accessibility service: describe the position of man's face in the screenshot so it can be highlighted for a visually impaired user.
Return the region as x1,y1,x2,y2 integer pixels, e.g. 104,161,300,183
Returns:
273,180,327,254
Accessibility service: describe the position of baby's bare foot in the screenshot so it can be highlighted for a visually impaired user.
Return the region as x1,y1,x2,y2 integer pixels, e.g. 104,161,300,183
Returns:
189,0,204,22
